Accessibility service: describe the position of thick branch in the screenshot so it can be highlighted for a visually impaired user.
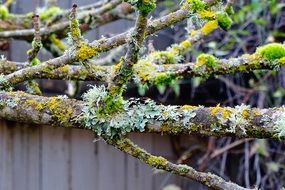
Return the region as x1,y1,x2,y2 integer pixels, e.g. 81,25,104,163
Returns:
0,91,284,140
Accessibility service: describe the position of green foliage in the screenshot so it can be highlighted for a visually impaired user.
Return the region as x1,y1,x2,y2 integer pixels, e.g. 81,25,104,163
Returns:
256,43,285,61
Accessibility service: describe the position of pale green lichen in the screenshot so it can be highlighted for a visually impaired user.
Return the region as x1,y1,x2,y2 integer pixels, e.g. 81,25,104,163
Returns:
272,109,285,139
79,85,197,137
227,104,251,134
256,43,285,61
78,85,161,137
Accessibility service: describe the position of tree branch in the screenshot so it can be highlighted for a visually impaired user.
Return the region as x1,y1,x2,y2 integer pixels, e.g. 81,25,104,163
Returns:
105,137,249,190
0,91,284,140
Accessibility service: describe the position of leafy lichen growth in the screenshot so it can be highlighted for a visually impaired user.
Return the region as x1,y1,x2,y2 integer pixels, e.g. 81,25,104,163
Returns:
227,104,251,134
0,5,9,20
79,85,197,138
272,109,285,139
79,85,161,137
256,43,285,61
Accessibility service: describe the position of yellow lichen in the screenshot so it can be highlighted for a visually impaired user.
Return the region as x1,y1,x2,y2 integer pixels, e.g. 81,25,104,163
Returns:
201,20,218,35
198,10,216,19
181,105,196,110
76,43,98,62
133,60,156,82
179,40,192,50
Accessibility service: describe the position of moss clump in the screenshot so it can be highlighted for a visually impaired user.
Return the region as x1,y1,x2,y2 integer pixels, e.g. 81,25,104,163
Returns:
137,0,156,14
69,17,81,40
76,43,98,62
183,0,206,12
39,6,61,21
0,5,9,20
196,53,217,68
31,58,40,66
216,12,232,31
150,51,176,64
96,95,123,116
256,43,285,61
201,20,218,35
154,73,177,86
146,156,168,167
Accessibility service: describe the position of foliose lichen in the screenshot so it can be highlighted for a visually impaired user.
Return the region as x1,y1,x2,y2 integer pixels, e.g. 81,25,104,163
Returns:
227,104,251,134
79,85,197,138
272,109,285,139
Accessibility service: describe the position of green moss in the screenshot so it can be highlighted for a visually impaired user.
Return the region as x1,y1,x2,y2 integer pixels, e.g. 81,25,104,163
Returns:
225,6,234,15
216,11,232,30
146,155,168,166
183,0,206,12
0,5,9,20
137,0,156,14
31,58,40,66
256,43,285,61
70,17,81,40
150,51,175,64
96,95,123,116
154,73,177,86
39,6,61,21
196,53,217,68
128,0,156,14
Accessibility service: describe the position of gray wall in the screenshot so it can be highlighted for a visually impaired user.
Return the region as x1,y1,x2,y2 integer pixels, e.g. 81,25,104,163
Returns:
0,0,202,190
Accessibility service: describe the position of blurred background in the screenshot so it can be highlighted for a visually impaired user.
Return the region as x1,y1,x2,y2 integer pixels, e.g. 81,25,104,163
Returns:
1,0,285,189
